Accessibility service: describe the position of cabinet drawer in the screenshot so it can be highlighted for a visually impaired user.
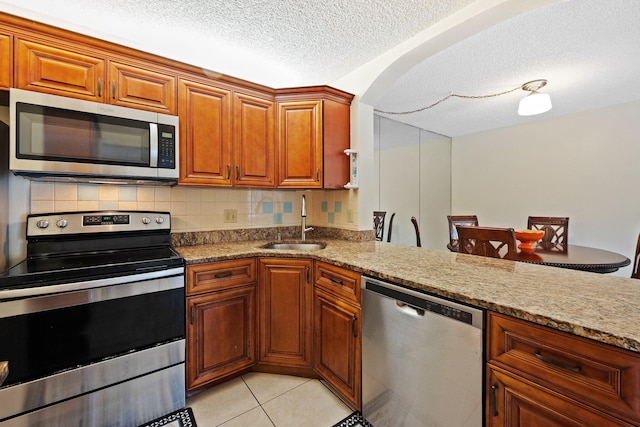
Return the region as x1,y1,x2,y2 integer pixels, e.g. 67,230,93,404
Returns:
314,261,360,305
488,312,640,423
186,258,256,295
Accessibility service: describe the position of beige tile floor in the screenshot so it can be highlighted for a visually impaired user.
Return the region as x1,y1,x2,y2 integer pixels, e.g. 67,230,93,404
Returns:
186,372,354,427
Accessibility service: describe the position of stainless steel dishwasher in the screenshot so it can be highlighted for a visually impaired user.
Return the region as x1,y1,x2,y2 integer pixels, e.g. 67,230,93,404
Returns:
362,276,484,427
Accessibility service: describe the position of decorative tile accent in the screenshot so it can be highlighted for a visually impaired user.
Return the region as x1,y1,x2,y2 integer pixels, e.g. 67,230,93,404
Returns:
263,202,273,214
321,201,328,212
328,213,335,224
273,213,283,224
283,202,293,213
118,186,137,201
334,201,342,213
78,185,98,201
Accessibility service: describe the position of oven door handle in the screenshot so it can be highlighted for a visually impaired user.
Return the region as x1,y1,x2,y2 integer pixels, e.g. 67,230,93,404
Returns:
0,268,185,318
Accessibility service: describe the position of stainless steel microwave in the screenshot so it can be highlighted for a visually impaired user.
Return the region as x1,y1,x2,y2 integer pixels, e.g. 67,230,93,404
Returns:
9,88,179,184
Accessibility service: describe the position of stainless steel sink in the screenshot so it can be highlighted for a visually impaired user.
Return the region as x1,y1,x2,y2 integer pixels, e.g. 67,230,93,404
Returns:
261,241,326,251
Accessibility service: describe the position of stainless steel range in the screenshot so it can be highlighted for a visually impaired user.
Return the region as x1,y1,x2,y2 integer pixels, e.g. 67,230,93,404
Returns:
0,211,185,427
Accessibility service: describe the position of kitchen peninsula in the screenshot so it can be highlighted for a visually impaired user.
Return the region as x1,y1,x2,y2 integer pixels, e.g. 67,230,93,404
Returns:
177,238,640,351
176,237,640,426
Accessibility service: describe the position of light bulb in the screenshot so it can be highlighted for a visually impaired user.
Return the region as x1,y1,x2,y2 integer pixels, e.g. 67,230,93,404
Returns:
518,92,552,116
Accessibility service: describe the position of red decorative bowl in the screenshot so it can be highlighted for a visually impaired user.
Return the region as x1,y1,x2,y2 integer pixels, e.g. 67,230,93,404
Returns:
514,229,545,254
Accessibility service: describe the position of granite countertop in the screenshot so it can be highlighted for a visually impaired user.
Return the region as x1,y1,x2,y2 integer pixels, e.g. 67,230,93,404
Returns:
176,239,640,354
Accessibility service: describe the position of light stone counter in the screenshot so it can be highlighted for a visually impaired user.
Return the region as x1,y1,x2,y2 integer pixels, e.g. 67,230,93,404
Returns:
176,239,640,353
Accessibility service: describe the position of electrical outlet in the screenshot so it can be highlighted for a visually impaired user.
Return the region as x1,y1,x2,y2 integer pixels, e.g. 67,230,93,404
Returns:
347,209,355,223
223,209,237,223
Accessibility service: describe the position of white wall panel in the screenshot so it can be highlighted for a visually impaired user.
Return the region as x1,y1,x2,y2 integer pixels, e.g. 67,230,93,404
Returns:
452,100,640,277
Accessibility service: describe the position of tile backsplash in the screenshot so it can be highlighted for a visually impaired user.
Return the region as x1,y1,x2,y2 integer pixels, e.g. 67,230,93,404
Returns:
29,182,360,232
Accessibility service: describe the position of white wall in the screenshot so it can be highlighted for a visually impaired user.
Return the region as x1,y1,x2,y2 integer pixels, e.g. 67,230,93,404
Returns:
452,99,640,277
375,116,451,248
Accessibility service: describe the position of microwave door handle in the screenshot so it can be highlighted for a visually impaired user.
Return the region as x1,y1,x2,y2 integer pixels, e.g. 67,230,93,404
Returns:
149,123,158,167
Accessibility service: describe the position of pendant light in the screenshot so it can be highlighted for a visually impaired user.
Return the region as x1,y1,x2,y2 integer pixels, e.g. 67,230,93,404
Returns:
518,80,552,116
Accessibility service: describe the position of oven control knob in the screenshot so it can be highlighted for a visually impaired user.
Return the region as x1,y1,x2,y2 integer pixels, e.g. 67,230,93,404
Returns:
56,220,68,229
36,220,49,229
142,217,151,224
155,217,165,224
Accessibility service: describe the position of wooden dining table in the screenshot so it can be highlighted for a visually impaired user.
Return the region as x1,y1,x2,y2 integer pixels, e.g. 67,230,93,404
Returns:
516,244,630,274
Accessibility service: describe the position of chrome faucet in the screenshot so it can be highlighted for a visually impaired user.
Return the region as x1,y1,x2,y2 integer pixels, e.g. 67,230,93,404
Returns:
301,195,314,241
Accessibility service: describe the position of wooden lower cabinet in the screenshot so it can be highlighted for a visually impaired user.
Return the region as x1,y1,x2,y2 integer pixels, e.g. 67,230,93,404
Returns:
186,285,256,391
186,259,257,391
487,367,634,426
313,286,361,408
258,258,313,368
486,312,640,426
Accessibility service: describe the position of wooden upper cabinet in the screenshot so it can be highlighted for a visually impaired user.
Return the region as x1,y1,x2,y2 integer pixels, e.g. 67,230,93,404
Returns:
15,37,106,102
277,100,323,188
108,61,176,114
179,78,233,185
14,36,176,113
233,91,276,187
179,77,276,188
276,87,353,189
0,30,12,89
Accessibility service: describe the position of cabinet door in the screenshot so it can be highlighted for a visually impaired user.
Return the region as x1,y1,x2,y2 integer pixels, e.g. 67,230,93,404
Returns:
186,284,256,391
277,100,323,188
0,31,11,89
314,286,361,409
15,37,106,102
233,91,276,187
178,78,233,185
487,367,634,427
109,61,176,114
258,258,313,368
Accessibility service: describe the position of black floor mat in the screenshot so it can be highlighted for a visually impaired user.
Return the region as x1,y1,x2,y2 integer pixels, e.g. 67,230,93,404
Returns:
332,411,374,427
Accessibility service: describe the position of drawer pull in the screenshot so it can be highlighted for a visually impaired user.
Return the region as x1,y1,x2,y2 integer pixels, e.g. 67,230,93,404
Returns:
190,306,195,325
490,383,499,417
214,271,233,279
329,277,343,285
534,351,581,373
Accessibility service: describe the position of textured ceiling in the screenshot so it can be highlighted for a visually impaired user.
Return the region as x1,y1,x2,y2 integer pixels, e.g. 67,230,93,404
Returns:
1,0,639,137
0,0,476,87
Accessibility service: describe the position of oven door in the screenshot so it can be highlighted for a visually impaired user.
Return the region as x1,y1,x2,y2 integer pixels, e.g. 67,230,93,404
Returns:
0,269,185,423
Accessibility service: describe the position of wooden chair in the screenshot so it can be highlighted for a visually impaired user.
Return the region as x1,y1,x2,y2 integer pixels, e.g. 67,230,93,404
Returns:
373,211,386,241
632,233,640,279
457,225,517,260
527,216,569,252
447,215,479,251
411,216,422,247
386,212,396,243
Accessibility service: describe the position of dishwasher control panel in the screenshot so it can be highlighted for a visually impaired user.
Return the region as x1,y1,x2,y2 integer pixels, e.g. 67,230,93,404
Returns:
362,276,484,329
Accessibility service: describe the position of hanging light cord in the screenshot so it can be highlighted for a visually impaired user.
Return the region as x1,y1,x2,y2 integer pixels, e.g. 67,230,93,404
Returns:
374,85,522,115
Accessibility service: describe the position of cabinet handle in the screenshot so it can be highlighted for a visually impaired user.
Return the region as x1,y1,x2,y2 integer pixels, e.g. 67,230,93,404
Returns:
490,383,499,417
190,306,195,325
534,351,582,372
236,165,240,180
306,266,310,284
329,276,343,285
352,316,358,337
214,271,232,279
315,168,320,182
111,80,116,99
97,78,102,97
226,165,231,180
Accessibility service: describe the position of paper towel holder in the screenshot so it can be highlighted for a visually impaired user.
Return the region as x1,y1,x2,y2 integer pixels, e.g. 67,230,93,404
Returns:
343,149,358,189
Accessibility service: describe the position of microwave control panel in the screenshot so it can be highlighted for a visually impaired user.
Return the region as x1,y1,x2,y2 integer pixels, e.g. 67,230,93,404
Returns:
157,124,176,169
